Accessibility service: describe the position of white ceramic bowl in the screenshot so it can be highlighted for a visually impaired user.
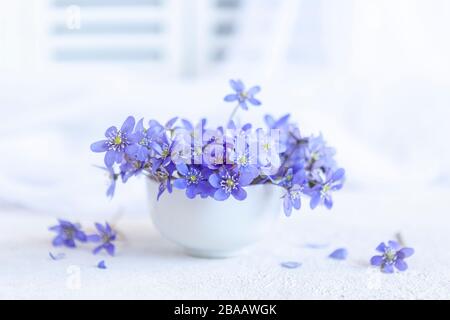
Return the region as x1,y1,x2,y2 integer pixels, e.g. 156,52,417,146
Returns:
147,181,282,258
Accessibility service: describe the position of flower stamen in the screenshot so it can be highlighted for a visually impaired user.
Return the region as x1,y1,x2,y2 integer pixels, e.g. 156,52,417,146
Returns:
220,172,239,193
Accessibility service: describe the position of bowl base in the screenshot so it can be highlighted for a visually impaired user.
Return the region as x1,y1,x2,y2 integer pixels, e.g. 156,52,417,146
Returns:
183,247,248,259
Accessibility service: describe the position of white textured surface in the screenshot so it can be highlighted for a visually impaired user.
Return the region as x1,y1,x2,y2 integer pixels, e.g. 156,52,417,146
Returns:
1,188,449,300
0,72,450,299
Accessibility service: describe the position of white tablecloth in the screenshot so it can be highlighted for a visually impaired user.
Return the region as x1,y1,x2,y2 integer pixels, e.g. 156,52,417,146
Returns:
1,188,449,300
1,72,449,299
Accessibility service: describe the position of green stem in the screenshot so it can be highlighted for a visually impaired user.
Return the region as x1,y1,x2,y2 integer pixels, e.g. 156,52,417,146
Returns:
227,104,240,125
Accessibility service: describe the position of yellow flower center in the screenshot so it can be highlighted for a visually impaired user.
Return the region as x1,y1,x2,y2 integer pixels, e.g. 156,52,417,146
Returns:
161,148,169,158
238,155,248,166
385,249,396,262
102,234,110,243
190,175,198,183
114,136,122,145
193,146,202,156
226,179,235,188
311,152,319,161
63,228,74,238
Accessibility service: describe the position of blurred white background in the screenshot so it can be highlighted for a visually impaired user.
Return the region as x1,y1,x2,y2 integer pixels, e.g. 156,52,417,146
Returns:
1,0,449,216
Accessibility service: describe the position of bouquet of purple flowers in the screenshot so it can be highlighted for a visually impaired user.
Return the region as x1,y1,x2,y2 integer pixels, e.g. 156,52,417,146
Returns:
91,80,345,216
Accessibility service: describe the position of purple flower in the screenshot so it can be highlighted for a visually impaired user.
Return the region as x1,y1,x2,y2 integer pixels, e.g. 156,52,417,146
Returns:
283,184,302,216
119,159,145,184
154,168,176,201
203,140,229,170
88,223,117,256
280,261,302,269
49,252,66,260
106,170,117,198
97,260,107,269
208,167,248,201
231,148,259,185
237,161,259,186
304,243,329,249
280,168,307,216
256,128,283,175
151,140,175,174
370,241,414,273
173,163,212,199
304,134,336,171
309,168,345,209
157,180,168,200
224,79,261,110
264,114,290,130
127,118,164,162
94,166,118,198
278,168,305,189
90,80,346,210
90,116,139,168
176,119,210,163
180,118,208,133
265,114,301,153
148,117,178,174
226,119,253,134
165,117,178,130
49,219,87,248
329,248,348,260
